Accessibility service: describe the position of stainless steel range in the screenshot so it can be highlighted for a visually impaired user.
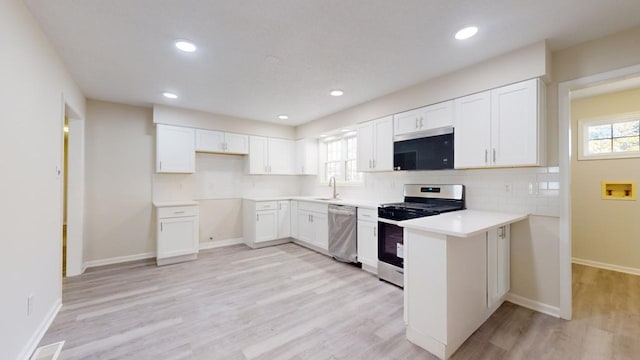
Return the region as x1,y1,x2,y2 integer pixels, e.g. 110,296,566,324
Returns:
377,184,465,287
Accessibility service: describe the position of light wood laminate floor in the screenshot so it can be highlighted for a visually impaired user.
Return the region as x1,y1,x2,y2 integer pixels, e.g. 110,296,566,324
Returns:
40,244,640,359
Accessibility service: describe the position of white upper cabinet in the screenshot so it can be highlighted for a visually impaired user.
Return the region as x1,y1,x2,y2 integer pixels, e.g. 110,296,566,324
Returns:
454,91,492,168
294,138,319,175
491,79,542,167
248,136,294,174
156,124,195,173
454,78,544,168
357,116,393,172
394,101,454,137
195,129,248,154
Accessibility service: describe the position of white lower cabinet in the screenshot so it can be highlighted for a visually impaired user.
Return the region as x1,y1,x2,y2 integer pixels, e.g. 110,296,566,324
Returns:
155,203,199,266
295,201,329,251
243,200,292,247
357,208,378,273
487,225,510,308
290,201,298,238
277,201,291,238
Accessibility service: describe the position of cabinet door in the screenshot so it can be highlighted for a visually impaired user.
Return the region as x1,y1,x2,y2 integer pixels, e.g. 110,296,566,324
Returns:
156,124,195,173
487,225,510,308
248,136,268,174
158,216,198,258
423,101,454,130
491,79,539,167
195,129,225,153
312,212,329,250
357,220,378,269
255,210,278,242
393,108,422,136
454,91,491,168
373,116,393,171
295,138,318,175
297,211,314,244
356,122,373,172
290,201,298,238
277,201,291,238
268,138,294,174
224,132,249,154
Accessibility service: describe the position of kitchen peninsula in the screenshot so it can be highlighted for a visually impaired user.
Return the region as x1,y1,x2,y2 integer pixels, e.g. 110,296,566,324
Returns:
400,210,528,359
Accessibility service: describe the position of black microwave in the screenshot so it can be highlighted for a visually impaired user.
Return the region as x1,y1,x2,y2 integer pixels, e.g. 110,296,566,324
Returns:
393,127,454,171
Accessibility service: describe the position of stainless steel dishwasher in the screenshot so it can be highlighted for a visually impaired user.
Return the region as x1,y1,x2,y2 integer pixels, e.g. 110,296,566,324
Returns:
328,204,358,264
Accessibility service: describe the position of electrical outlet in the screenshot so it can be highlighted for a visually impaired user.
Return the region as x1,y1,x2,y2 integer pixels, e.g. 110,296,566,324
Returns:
27,294,34,316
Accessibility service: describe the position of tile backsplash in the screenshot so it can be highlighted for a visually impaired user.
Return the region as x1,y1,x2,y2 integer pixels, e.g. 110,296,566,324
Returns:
301,167,560,217
153,153,560,217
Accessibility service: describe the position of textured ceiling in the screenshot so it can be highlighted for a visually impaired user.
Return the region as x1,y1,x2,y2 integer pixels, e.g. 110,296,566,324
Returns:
25,0,640,125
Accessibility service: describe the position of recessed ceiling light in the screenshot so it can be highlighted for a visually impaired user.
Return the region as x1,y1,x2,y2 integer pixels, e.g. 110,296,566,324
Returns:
162,92,178,99
278,115,289,120
175,40,197,52
455,26,478,40
330,89,344,97
341,128,351,132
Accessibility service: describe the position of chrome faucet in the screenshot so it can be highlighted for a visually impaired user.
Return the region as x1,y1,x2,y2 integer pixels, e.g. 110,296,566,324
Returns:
328,176,339,199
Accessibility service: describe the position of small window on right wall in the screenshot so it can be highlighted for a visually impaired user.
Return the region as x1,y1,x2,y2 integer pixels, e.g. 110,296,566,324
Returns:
578,113,640,160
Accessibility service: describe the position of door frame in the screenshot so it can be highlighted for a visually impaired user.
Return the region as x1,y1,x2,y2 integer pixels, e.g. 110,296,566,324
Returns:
63,100,85,276
557,63,640,320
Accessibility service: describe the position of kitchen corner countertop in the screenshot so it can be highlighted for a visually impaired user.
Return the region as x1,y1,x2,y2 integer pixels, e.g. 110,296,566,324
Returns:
243,196,381,209
399,209,528,238
153,200,199,207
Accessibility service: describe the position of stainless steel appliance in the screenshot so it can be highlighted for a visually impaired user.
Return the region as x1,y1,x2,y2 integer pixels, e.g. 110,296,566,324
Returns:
393,127,454,171
328,204,358,263
378,184,465,287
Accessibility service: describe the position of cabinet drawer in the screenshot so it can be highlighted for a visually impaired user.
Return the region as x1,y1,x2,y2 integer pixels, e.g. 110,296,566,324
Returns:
298,201,328,214
255,201,278,211
357,207,378,221
158,206,198,218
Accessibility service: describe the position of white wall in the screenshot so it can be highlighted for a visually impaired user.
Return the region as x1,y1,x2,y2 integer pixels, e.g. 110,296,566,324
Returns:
84,100,155,262
0,1,85,359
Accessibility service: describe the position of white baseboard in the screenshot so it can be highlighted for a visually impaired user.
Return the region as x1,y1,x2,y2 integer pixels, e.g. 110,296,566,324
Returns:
572,257,640,276
19,299,62,360
83,252,155,269
505,293,560,318
199,237,244,250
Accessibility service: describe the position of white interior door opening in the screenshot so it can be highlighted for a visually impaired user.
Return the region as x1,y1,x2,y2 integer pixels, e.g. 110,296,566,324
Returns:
558,63,640,320
64,102,85,277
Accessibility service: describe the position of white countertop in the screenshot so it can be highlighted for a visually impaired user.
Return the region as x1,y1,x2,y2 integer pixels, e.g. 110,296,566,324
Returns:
243,196,381,209
399,209,528,238
153,200,199,207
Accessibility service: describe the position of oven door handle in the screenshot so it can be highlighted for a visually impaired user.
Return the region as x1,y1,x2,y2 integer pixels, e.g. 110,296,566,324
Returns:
377,218,404,226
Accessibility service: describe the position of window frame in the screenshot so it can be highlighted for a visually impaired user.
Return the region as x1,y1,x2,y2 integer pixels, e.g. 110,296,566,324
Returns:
577,112,640,161
321,135,363,185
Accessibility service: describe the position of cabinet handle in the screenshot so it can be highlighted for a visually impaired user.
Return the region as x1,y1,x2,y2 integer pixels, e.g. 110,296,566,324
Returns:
310,215,313,223
415,118,419,129
160,222,163,232
373,227,377,237
372,159,376,168
256,214,259,222
224,143,228,150
268,165,272,173
485,149,488,164
159,161,162,171
173,211,185,214
420,117,424,128
493,148,496,162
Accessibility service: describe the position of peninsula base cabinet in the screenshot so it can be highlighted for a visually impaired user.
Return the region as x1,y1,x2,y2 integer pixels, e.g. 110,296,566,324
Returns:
243,200,292,248
404,226,511,360
155,203,199,266
357,208,378,273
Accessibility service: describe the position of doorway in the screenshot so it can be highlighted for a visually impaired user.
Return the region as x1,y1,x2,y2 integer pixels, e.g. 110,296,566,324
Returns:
63,103,85,277
558,63,640,320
